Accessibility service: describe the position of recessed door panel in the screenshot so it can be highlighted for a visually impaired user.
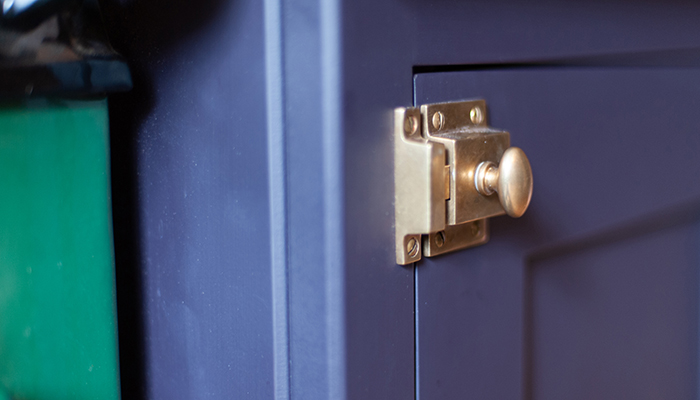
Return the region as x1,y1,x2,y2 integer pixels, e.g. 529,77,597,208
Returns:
529,221,698,399
415,68,700,399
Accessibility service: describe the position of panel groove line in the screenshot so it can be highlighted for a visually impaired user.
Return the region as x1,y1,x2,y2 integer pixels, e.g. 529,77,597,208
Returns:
528,198,700,265
321,0,346,398
414,265,420,400
264,0,290,397
411,48,700,75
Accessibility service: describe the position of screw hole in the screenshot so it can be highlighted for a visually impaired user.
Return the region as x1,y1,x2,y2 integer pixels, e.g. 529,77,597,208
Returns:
471,221,480,236
435,231,445,248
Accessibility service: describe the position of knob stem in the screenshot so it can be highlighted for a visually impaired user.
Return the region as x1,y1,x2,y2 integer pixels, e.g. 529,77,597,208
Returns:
475,161,498,196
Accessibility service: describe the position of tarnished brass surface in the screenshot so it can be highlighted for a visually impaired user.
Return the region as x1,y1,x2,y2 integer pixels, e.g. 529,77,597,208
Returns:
393,99,532,264
474,160,498,196
421,100,509,225
499,147,532,217
475,147,533,217
423,219,489,258
394,107,446,265
444,165,451,200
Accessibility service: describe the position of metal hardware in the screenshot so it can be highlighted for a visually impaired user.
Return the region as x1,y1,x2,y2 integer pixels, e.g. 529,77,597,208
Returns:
422,220,488,258
444,165,450,200
469,105,483,125
432,111,444,130
394,107,446,265
394,99,533,264
474,147,533,218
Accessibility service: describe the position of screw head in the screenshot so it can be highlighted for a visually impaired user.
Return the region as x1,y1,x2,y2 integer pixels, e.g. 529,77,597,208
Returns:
407,238,419,257
404,115,418,135
435,231,446,248
470,106,483,125
432,111,444,130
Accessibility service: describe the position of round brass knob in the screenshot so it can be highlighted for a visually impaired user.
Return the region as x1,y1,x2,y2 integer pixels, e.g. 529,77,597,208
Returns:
474,147,533,218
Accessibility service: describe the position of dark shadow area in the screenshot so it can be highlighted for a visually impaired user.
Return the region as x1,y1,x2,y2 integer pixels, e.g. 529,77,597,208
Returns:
97,0,228,397
413,47,700,75
105,86,149,400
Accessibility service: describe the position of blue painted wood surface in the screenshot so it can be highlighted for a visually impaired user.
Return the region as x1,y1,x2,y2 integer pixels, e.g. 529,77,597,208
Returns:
106,1,276,399
415,68,700,399
103,0,700,398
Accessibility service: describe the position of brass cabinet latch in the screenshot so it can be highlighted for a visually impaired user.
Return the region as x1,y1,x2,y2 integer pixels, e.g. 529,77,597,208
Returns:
394,99,533,265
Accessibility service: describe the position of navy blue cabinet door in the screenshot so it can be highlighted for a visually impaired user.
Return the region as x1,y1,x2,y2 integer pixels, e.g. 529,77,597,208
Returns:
415,69,700,399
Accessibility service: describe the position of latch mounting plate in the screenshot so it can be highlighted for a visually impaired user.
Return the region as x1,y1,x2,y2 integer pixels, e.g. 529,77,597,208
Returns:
395,99,512,265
